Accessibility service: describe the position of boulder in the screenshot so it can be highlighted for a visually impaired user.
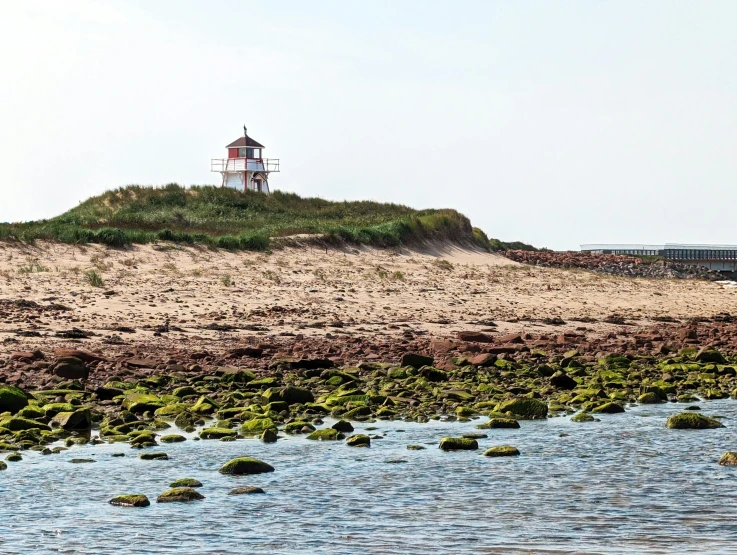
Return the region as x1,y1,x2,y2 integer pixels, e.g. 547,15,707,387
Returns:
169,478,202,488
109,494,150,507
306,428,342,441
0,386,29,414
229,486,265,495
439,437,478,451
483,445,520,457
280,386,314,405
139,452,169,460
156,487,204,503
571,412,595,422
400,353,434,369
219,457,274,475
240,418,277,435
54,359,89,380
261,429,278,443
161,434,187,443
469,353,497,367
52,409,92,430
199,427,237,440
345,434,371,447
495,398,548,419
695,347,727,364
550,371,577,390
122,393,164,414
638,392,663,404
666,412,725,429
0,416,49,431
591,402,625,414
718,452,737,466
331,420,354,433
476,418,520,429
457,331,494,343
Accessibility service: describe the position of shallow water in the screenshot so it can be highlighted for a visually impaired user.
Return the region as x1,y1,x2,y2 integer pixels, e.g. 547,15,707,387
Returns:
2,401,737,554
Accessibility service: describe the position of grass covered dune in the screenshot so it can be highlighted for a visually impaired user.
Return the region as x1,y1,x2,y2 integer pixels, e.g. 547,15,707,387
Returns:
0,184,490,251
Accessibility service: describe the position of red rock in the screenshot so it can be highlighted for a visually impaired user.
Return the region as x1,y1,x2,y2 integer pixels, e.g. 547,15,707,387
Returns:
53,348,103,362
469,353,497,366
457,331,494,343
10,351,43,361
429,340,457,354
497,333,524,344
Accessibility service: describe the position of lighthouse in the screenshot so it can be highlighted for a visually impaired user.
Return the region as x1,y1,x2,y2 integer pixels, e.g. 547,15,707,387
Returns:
211,126,280,193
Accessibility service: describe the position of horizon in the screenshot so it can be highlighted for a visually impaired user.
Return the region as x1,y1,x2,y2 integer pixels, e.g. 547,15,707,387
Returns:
1,0,736,250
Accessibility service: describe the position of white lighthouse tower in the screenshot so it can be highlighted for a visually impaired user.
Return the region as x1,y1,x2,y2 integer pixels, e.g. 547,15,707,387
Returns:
211,125,280,194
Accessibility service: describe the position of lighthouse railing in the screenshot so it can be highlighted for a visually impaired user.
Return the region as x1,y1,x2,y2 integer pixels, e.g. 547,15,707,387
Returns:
211,158,280,172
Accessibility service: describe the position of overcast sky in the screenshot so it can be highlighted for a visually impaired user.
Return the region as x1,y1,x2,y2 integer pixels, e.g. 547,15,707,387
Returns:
1,1,735,250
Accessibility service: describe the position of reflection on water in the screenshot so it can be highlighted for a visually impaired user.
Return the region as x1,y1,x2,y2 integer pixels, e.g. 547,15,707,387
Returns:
2,401,737,554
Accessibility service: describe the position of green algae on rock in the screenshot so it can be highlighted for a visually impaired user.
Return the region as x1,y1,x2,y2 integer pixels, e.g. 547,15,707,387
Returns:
0,386,29,414
261,428,278,443
156,487,205,503
484,445,520,457
718,452,737,466
229,486,265,495
495,398,548,419
219,457,275,475
307,428,342,441
571,412,596,423
591,402,625,414
0,416,50,431
169,478,202,488
109,494,150,507
637,392,663,404
476,418,520,429
0,461,6,470
161,434,187,443
139,452,169,460
240,417,277,435
666,412,725,429
345,434,370,447
199,427,237,440
407,445,426,450
439,437,478,451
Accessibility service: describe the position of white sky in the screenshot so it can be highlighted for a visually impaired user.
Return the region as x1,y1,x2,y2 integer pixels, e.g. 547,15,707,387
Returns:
1,0,735,250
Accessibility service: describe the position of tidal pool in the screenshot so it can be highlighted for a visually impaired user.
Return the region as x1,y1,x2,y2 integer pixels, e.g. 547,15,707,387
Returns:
2,400,736,554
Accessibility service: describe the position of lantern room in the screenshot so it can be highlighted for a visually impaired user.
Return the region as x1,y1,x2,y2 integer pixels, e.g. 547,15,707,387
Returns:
211,126,280,194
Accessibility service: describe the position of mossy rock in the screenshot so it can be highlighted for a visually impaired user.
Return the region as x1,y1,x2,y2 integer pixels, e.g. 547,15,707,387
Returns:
240,417,277,435
495,398,548,419
345,434,370,447
307,428,342,441
637,392,663,404
139,452,169,460
483,445,520,457
219,457,275,475
122,393,164,414
476,418,520,429
129,431,157,447
571,412,596,423
591,402,625,414
109,494,150,507
0,461,6,471
666,412,725,429
695,348,727,364
42,402,75,417
172,386,198,398
439,437,478,451
418,367,448,382
0,417,50,431
229,486,265,495
17,406,45,420
6,452,22,462
719,452,737,466
156,487,204,503
199,427,237,440
169,478,202,488
343,406,372,420
160,434,187,443
190,396,220,415
174,412,196,429
0,386,29,415
407,445,426,450
154,404,189,417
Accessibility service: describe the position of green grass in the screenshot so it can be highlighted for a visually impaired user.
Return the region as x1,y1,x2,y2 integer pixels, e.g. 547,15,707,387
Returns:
0,184,489,251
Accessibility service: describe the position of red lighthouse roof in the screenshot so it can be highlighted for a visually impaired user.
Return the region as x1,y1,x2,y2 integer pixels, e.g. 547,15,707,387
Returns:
226,136,265,148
